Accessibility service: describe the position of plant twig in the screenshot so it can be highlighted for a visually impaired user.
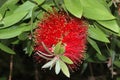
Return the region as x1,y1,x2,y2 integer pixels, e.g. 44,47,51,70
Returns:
8,55,13,80
89,63,95,80
35,64,39,80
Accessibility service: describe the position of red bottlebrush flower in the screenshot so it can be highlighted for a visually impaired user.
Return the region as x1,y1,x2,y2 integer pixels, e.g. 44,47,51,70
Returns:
34,10,88,70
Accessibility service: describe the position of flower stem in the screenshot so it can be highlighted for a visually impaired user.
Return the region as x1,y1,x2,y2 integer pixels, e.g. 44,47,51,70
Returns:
41,42,53,55
36,52,52,60
38,51,53,57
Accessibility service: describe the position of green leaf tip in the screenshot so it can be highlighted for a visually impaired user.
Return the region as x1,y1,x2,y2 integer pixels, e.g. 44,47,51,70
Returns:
60,55,73,64
55,60,61,75
60,60,70,78
54,41,65,55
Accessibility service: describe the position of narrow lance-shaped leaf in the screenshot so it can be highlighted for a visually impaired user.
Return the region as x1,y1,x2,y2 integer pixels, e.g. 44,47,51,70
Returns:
0,0,19,15
88,25,110,43
14,1,36,20
0,11,28,29
0,43,15,54
87,37,101,54
14,1,36,13
60,55,73,64
54,41,62,54
80,63,88,74
80,0,115,20
55,60,61,75
42,57,57,68
60,60,70,78
0,24,32,39
59,45,65,54
97,20,119,33
64,0,83,18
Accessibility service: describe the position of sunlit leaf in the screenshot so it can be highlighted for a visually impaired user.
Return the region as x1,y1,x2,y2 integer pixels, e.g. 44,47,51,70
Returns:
64,0,83,18
14,1,36,20
14,1,36,13
97,20,119,33
80,0,115,20
0,0,19,15
41,1,54,11
0,11,28,29
0,24,31,39
88,25,110,43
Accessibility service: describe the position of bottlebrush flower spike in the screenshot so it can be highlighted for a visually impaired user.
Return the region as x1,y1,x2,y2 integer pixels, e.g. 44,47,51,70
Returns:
34,10,88,72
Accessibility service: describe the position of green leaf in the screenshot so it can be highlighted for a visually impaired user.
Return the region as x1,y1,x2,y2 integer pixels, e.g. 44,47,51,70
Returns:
0,14,2,21
60,60,70,78
60,55,73,64
114,60,120,68
0,42,15,54
0,24,32,39
55,60,61,75
54,41,65,54
41,1,54,11
33,0,45,5
54,42,61,54
54,42,65,54
80,63,88,74
80,0,115,20
85,53,95,62
26,41,34,56
59,46,65,54
42,61,53,68
0,0,19,15
11,40,19,45
14,1,36,20
96,0,107,6
87,38,101,54
96,53,107,61
64,0,83,18
0,11,28,29
97,20,119,33
18,32,28,40
42,57,56,68
14,1,36,13
0,0,6,7
88,25,110,43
